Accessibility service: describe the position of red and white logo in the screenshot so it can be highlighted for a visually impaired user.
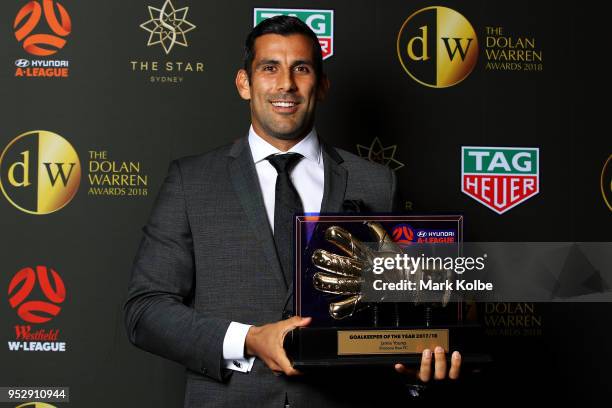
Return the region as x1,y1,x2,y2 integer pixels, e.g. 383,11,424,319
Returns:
8,265,66,324
392,224,415,244
461,147,540,214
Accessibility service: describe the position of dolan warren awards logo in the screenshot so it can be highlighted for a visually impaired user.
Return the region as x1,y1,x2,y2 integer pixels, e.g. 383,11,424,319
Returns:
397,6,478,88
0,130,81,215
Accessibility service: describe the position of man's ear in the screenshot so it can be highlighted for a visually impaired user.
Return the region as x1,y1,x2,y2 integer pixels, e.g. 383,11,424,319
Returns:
235,69,251,100
316,74,330,101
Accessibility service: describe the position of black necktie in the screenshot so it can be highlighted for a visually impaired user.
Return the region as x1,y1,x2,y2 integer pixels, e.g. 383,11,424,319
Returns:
266,153,304,286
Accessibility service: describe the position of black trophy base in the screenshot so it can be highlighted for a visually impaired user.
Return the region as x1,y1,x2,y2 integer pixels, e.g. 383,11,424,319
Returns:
286,324,492,369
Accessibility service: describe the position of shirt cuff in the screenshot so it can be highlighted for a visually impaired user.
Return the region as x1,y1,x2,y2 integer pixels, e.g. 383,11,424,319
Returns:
222,321,255,373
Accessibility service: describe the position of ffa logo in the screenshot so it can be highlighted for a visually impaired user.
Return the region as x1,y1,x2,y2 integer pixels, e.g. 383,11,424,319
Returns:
392,224,415,244
254,8,334,60
8,265,66,324
462,147,539,214
14,0,72,56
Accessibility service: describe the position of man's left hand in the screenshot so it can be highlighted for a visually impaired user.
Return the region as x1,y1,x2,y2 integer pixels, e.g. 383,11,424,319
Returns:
394,347,461,382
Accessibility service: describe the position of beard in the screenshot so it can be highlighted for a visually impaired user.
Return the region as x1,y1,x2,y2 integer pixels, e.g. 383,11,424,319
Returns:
254,94,315,141
262,118,312,140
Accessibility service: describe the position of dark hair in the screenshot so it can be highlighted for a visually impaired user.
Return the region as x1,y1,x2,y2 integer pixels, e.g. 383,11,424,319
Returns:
244,15,324,82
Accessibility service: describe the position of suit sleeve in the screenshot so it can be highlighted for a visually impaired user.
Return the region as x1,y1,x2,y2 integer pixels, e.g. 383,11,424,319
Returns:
124,160,231,382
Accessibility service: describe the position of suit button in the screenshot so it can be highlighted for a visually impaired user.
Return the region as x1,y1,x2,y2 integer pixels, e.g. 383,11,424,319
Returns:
201,367,207,374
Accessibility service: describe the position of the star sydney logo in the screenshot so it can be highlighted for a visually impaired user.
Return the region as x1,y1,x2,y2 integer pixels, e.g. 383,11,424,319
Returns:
140,0,196,55
356,137,405,171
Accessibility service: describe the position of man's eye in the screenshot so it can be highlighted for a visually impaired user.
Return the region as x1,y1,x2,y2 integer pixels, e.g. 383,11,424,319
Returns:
263,65,276,72
295,66,310,73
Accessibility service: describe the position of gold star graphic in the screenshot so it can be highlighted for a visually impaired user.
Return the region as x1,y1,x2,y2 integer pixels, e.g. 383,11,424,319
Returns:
140,0,196,55
356,137,405,171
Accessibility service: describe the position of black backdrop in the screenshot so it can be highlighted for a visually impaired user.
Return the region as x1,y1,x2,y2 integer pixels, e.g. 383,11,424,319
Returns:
1,0,610,406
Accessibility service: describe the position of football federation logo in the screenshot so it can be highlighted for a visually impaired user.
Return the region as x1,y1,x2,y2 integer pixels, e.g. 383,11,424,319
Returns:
462,147,539,214
140,0,196,55
254,8,334,60
397,6,478,88
392,224,415,244
8,265,66,324
14,0,72,56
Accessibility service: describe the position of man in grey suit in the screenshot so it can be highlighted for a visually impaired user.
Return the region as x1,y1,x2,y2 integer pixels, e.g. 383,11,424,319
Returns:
125,16,460,407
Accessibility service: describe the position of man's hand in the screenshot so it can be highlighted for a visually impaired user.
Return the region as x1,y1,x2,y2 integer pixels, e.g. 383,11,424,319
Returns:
394,347,461,382
245,316,311,376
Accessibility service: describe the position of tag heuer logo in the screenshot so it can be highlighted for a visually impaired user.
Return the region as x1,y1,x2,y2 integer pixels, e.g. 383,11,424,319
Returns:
461,147,539,214
253,8,334,60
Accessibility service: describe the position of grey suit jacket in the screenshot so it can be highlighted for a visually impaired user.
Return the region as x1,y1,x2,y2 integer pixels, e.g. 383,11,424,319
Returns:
125,137,399,407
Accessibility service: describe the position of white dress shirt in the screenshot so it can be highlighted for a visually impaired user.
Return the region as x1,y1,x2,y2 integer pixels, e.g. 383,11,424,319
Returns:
222,126,324,372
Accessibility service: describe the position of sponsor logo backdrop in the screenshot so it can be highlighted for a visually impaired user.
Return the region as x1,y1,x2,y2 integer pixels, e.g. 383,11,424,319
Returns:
0,0,609,406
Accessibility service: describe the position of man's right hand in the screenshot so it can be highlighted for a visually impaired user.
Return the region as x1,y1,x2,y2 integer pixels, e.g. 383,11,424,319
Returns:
245,316,311,376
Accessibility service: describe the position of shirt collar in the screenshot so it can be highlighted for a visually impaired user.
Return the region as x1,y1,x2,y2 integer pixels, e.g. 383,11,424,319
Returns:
248,125,321,165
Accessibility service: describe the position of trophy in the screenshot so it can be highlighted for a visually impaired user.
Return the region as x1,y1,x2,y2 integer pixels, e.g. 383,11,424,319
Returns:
286,215,490,368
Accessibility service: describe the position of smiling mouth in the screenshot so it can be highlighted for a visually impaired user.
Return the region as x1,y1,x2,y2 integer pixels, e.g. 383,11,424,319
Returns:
271,100,299,108
270,100,300,114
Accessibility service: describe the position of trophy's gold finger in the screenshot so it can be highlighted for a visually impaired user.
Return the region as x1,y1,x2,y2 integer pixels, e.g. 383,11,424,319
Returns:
365,221,402,253
325,226,372,261
329,294,367,320
311,249,365,277
313,272,362,295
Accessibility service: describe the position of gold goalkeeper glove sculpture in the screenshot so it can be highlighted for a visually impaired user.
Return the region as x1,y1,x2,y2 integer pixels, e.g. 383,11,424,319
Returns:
311,222,407,320
312,221,453,320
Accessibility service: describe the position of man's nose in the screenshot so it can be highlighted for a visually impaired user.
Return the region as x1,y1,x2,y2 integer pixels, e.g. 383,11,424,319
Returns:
277,67,297,92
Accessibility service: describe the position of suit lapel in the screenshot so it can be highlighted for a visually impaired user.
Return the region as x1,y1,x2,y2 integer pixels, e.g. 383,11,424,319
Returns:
228,138,287,290
320,141,347,213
